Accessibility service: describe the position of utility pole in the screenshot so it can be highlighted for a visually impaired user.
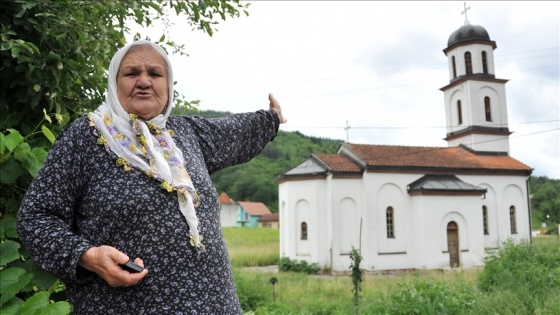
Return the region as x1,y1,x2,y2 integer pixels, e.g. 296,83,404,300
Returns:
345,120,351,143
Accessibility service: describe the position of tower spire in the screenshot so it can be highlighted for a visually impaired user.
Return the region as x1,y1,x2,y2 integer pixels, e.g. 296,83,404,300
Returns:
462,2,470,25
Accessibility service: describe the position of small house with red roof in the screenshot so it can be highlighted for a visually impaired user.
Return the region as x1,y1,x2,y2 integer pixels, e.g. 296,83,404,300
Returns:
276,21,533,272
238,201,273,227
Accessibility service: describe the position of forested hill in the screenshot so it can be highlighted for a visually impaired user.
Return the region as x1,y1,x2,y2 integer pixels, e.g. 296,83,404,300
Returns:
174,108,343,211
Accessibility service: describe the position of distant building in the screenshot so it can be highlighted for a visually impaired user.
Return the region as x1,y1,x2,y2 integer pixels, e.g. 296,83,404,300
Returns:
219,192,239,227
238,201,273,227
276,21,533,272
259,213,280,229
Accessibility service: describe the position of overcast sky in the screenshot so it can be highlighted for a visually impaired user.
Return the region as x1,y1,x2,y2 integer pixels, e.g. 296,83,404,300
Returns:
133,1,559,179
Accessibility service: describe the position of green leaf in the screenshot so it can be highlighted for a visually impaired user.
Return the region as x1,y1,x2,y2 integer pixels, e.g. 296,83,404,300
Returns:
0,297,24,315
19,291,49,315
37,301,72,315
0,267,33,306
13,144,48,177
0,214,18,239
2,129,24,152
41,126,55,144
10,47,20,58
0,156,25,184
0,240,20,266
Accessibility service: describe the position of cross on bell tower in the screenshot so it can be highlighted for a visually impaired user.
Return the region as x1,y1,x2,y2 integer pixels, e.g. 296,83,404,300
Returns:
462,2,470,25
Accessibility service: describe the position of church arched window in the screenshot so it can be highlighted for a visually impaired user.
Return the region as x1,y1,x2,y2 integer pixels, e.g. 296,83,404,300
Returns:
484,97,492,121
300,222,308,240
452,56,457,78
482,206,489,235
509,206,517,234
465,52,472,75
457,100,463,125
386,207,395,238
482,51,488,74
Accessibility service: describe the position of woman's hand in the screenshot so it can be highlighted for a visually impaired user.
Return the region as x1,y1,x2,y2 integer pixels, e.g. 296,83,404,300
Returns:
78,245,148,287
269,93,287,124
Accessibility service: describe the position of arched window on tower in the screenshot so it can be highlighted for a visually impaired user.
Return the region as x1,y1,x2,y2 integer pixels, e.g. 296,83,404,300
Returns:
484,97,492,121
465,52,472,75
452,56,457,78
386,207,395,238
300,222,308,240
509,206,517,234
482,51,488,74
457,100,463,125
482,206,489,235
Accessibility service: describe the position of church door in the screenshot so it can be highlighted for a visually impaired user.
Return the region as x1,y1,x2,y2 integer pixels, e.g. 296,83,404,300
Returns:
447,221,460,267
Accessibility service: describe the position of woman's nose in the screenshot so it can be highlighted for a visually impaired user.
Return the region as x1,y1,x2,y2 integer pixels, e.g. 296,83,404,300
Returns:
136,74,151,88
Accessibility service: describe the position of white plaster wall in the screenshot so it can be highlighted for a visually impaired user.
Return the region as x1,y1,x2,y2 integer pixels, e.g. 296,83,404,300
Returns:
278,179,326,264
330,178,363,270
365,173,416,271
462,175,531,243
447,133,510,152
421,196,485,269
478,183,501,248
220,204,239,227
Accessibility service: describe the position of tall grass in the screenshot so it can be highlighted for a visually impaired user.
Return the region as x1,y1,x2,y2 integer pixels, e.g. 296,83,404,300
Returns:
226,228,560,314
223,227,279,267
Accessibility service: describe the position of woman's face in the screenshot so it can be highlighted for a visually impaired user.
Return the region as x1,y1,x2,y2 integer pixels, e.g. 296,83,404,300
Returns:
117,45,169,120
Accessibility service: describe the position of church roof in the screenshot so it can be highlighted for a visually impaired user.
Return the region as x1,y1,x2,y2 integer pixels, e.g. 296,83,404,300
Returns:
447,24,491,47
279,143,533,180
314,153,361,172
344,143,533,174
408,174,487,195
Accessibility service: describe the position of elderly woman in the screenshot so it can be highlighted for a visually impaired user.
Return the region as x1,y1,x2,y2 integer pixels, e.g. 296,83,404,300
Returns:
17,40,285,314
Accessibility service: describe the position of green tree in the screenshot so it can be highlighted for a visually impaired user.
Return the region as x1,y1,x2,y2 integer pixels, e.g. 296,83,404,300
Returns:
530,176,560,233
0,0,248,313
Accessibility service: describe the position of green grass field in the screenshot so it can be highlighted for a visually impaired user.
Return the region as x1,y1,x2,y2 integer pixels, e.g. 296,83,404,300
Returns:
224,227,560,314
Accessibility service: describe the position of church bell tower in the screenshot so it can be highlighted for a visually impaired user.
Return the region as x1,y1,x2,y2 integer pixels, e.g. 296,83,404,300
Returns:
440,7,512,154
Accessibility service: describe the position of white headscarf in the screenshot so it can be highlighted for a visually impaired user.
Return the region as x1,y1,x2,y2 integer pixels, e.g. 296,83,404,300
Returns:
89,40,204,251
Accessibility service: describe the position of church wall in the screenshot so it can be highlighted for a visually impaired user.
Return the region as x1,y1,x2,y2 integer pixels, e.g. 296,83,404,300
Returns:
329,178,364,271
363,173,417,271
477,183,501,248
416,195,485,269
447,133,510,152
278,179,327,265
460,175,531,245
502,183,531,241
446,89,468,134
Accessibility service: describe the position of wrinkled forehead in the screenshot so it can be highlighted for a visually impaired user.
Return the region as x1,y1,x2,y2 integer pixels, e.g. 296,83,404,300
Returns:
118,44,169,73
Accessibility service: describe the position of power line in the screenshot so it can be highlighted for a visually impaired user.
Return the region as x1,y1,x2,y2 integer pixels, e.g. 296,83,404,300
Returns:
281,119,559,130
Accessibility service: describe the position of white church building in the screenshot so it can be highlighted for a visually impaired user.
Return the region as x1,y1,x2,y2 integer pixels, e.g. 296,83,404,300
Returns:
276,21,533,272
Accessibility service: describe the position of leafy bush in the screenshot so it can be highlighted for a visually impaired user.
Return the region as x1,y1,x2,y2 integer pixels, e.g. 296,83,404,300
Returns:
476,239,560,314
387,278,477,315
233,271,269,312
279,257,319,274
